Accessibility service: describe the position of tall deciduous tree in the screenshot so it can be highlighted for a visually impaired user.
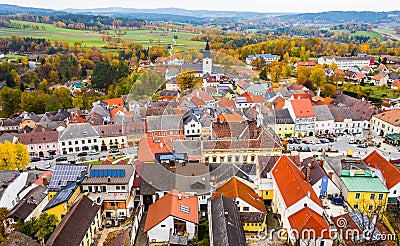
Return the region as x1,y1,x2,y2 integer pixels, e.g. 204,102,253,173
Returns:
310,67,326,88
0,87,21,118
53,88,73,109
177,70,202,91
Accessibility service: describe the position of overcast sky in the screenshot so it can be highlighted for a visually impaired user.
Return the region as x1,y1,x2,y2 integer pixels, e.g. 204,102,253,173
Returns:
1,0,399,13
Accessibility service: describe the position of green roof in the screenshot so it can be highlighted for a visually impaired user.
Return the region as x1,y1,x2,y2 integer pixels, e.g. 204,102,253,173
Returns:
341,171,389,193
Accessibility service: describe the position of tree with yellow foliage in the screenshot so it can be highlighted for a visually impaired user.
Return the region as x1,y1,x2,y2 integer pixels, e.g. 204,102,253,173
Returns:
0,141,30,171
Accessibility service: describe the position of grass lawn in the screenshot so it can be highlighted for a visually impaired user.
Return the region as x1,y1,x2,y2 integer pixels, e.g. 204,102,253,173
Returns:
0,20,204,53
327,29,383,40
340,83,400,101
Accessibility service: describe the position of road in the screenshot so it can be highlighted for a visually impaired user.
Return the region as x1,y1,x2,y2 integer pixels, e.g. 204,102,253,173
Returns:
27,146,138,171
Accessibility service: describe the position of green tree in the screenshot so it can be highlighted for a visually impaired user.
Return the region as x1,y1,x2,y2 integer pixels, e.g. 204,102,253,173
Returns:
5,72,15,88
177,70,202,91
16,212,58,242
322,84,336,97
0,87,22,117
53,88,73,109
310,67,326,88
259,67,268,80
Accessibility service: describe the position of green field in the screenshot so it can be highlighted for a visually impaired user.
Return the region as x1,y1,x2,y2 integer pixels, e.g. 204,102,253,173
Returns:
0,20,204,53
326,28,383,40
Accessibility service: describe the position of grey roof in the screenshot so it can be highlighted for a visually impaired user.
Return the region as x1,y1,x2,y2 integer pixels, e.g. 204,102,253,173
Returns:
246,84,269,94
182,63,202,72
1,230,39,246
46,195,101,246
329,107,362,122
209,164,256,183
82,164,134,185
273,87,291,97
301,157,327,186
0,171,20,200
174,140,202,156
275,108,294,124
211,196,246,246
90,104,110,118
0,133,18,144
7,185,47,221
182,113,199,125
58,123,99,141
166,67,180,77
313,105,334,121
142,162,176,192
146,114,183,131
390,73,400,80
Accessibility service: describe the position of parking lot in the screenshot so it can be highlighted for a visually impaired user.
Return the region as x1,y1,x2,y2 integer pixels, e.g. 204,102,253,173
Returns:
27,146,138,171
288,134,400,160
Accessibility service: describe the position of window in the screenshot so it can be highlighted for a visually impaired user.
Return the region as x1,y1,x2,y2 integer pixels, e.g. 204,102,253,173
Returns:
227,156,232,162
213,155,217,162
116,186,120,190
377,205,382,211
395,190,397,195
205,157,209,163
368,205,373,210
235,156,240,162
251,155,255,162
75,141,78,145
121,186,125,190
161,225,166,227
94,139,97,143
88,139,91,144
378,194,384,200
355,193,360,200
243,207,249,211
370,194,375,200
62,142,65,146
243,155,247,162
82,140,85,144
354,204,358,209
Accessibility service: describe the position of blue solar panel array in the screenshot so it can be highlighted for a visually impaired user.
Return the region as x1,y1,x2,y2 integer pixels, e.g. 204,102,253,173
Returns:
90,169,125,177
49,165,87,190
160,153,186,161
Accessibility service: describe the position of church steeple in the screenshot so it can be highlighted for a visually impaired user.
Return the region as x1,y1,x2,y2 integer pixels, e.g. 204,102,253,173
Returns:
205,40,210,51
204,40,211,59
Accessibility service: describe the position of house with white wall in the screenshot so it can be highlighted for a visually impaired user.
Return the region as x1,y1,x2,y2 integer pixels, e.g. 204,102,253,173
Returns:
271,156,332,246
144,189,198,244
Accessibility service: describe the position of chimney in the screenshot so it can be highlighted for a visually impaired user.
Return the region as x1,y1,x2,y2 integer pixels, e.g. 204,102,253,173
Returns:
224,211,229,217
307,191,310,198
178,193,182,200
107,176,111,182
319,160,323,168
310,160,315,168
306,167,311,183
35,173,39,180
328,171,333,180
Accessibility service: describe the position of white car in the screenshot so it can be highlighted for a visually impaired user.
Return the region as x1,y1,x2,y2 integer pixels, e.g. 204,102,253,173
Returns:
45,162,51,169
89,151,99,156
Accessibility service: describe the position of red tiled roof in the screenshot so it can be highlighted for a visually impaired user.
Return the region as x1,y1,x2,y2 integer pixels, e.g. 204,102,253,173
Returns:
290,99,315,118
288,208,330,239
364,150,400,189
372,75,384,80
212,177,266,212
217,97,235,109
271,156,322,208
296,61,316,66
138,136,183,162
103,98,124,108
217,112,245,123
354,73,366,80
190,89,214,102
392,79,400,87
20,131,58,144
252,95,265,103
373,109,400,127
275,101,285,109
34,171,52,185
144,189,198,232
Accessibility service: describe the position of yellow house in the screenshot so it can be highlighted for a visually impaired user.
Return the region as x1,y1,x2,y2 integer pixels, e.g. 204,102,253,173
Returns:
225,92,236,100
42,179,82,224
341,169,389,215
274,108,295,138
243,214,267,232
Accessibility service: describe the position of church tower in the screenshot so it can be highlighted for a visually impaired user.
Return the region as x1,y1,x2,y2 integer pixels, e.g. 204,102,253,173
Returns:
203,40,212,75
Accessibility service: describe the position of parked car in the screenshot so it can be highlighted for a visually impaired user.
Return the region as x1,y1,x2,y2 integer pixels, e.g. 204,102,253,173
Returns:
56,156,67,162
320,139,329,144
309,140,316,145
45,162,51,169
43,156,53,160
89,151,99,156
30,157,41,162
77,152,88,157
357,144,368,148
349,138,356,144
302,140,310,144
327,137,335,142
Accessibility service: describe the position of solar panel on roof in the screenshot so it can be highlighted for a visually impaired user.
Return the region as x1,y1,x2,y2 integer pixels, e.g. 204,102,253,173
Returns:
90,169,125,177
